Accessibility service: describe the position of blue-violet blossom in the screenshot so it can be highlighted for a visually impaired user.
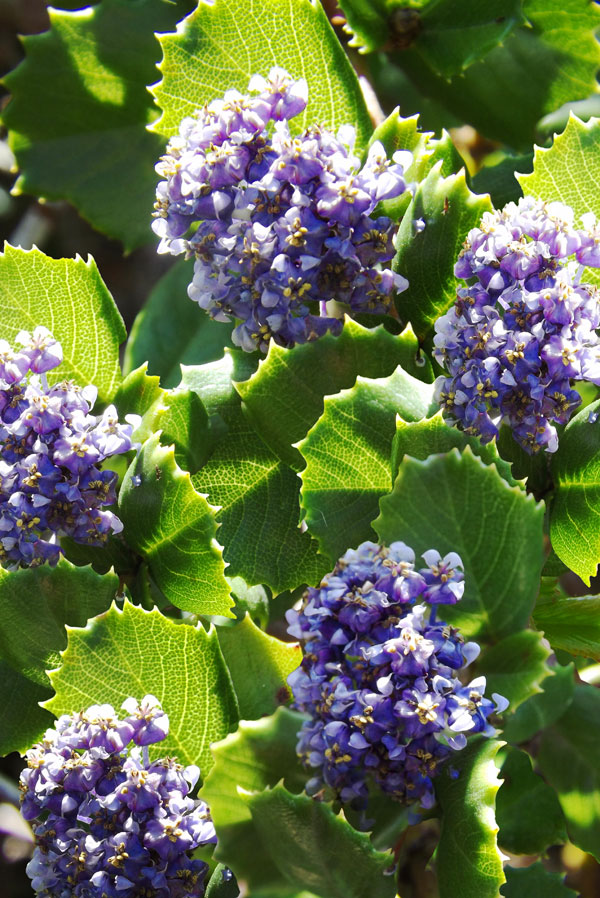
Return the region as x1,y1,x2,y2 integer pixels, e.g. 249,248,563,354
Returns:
153,68,411,351
434,197,600,453
20,695,216,898
0,327,138,568
286,540,507,809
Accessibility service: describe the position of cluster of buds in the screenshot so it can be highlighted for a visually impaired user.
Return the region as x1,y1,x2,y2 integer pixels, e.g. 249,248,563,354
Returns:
286,541,506,809
434,197,600,453
153,68,411,351
0,327,137,568
20,696,216,898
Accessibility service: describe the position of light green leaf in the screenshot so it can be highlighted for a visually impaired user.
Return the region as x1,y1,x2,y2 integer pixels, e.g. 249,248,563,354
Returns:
550,397,600,584
119,433,234,617
436,737,505,898
537,685,600,861
185,354,328,594
393,164,492,343
501,863,577,898
2,0,187,251
45,600,238,774
502,662,575,744
374,447,545,640
236,318,432,471
0,244,124,404
218,614,301,719
299,368,433,562
0,561,118,755
478,630,552,712
534,592,600,662
123,259,233,389
243,784,395,898
391,409,520,487
201,708,308,890
496,748,566,855
393,0,600,150
151,0,371,149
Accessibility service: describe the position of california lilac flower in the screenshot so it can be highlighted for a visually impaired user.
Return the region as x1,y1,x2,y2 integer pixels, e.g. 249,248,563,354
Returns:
20,696,216,898
0,327,138,568
286,541,506,809
153,68,411,352
434,197,600,453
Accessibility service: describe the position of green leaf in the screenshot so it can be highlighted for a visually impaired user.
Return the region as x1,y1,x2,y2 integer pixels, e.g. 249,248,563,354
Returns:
537,685,600,861
471,153,532,208
374,447,545,640
123,259,233,389
217,614,301,719
201,708,308,890
299,368,433,562
152,0,371,150
45,600,238,774
391,409,520,487
502,662,575,744
205,865,240,898
337,0,392,54
154,389,210,474
496,748,566,855
0,661,53,757
2,0,186,251
0,560,119,755
119,433,234,617
393,164,492,343
410,0,524,79
534,592,600,662
113,363,164,422
243,784,395,898
478,630,552,712
236,318,432,471
501,863,577,898
518,115,600,220
550,397,600,584
393,0,600,150
0,244,124,404
435,737,505,898
184,355,328,594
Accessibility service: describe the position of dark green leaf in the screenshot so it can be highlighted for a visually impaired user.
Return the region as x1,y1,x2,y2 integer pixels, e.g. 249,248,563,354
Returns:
155,389,210,474
501,863,577,898
217,614,301,720
46,600,238,774
205,865,240,898
243,784,395,898
0,661,53,757
502,662,575,744
436,737,505,898
236,318,432,471
123,259,233,389
201,708,308,891
185,355,328,594
496,748,566,855
374,447,545,640
471,153,532,208
537,685,600,861
534,592,600,662
0,244,124,404
2,0,186,250
550,397,600,584
478,631,551,711
119,433,234,616
299,368,433,562
152,0,371,150
393,164,492,343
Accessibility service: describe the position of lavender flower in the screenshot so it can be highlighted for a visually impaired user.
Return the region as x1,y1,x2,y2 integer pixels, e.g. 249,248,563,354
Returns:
434,197,600,453
153,68,412,352
20,696,216,898
0,327,138,568
286,541,506,810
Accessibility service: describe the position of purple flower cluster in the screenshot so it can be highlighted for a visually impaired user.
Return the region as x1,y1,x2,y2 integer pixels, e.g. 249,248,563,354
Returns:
286,541,506,809
152,68,411,351
434,197,600,453
0,327,138,568
20,696,216,898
